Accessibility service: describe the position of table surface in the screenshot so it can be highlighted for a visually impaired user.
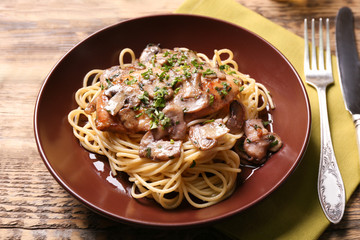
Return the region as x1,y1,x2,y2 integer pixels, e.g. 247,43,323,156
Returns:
1,0,360,239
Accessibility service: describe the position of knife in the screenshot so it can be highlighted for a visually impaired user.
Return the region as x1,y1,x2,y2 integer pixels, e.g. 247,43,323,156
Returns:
336,7,360,162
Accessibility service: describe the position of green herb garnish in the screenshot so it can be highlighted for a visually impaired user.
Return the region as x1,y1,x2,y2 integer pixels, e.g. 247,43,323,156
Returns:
209,94,214,105
219,64,230,71
202,68,216,77
138,91,150,104
202,119,215,124
141,68,153,80
270,140,279,148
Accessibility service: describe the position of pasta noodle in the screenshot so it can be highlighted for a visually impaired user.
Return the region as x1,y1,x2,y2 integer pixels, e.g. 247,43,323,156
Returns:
68,46,274,209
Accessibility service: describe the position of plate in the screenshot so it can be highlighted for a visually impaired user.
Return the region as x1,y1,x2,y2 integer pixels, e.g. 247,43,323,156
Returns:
34,14,311,227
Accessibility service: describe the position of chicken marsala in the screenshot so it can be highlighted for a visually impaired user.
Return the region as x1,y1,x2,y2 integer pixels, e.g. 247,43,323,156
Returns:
69,45,284,209
85,44,281,163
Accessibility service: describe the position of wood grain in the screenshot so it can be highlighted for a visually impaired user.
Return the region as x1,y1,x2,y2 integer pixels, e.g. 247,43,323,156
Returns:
1,0,360,239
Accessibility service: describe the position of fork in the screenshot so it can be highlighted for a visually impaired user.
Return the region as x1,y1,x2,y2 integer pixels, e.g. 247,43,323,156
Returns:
304,18,345,224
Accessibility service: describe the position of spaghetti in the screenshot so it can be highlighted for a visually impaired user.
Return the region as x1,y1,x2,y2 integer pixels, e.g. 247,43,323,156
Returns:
68,45,277,209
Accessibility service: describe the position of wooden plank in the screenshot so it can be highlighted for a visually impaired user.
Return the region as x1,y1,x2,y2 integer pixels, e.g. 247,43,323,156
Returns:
1,0,360,239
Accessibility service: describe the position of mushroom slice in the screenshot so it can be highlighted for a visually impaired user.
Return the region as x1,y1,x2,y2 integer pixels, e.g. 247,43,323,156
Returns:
100,66,128,87
240,119,282,165
104,84,141,116
95,94,127,132
226,100,245,134
104,90,126,116
172,72,210,114
243,119,270,161
162,104,187,140
243,138,270,162
118,108,138,131
150,104,187,141
104,84,121,97
189,119,229,150
85,96,97,114
139,131,182,161
268,132,283,152
139,44,161,64
173,93,209,114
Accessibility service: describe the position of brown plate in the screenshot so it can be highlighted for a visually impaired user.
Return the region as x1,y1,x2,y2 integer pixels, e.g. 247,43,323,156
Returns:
34,14,311,227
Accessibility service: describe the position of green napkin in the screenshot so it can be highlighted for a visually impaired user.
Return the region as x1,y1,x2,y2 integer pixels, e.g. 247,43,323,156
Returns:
176,0,360,239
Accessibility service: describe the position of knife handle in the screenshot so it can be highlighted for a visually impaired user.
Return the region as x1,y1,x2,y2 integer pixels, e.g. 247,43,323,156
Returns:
352,114,360,162
317,87,346,224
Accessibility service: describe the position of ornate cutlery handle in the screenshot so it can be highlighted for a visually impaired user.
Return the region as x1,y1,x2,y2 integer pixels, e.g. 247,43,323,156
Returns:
352,114,360,162
317,86,345,224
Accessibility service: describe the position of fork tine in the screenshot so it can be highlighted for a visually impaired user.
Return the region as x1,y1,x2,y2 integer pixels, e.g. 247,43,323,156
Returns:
311,19,317,70
325,18,332,71
304,19,310,72
318,18,325,70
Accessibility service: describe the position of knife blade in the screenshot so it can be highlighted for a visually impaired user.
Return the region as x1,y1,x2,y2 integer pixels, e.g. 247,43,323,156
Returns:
336,7,360,161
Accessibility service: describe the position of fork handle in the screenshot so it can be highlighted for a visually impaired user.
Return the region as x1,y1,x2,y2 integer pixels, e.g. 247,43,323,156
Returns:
317,86,346,224
352,114,360,163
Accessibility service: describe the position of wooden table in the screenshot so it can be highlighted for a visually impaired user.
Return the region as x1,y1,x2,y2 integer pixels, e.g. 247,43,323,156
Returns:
1,0,359,239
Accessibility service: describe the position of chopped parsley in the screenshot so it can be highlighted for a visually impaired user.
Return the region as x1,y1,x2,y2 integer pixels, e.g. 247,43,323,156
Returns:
191,59,204,70
215,82,232,98
170,77,183,89
161,64,171,72
268,134,275,141
141,68,153,79
145,107,171,130
183,69,192,78
135,112,143,118
176,52,188,65
138,62,146,68
151,55,157,67
105,79,113,88
157,71,169,81
219,64,230,71
270,140,279,148
202,119,215,124
138,91,150,104
221,82,229,88
263,120,272,127
202,68,216,77
124,77,137,85
153,87,168,108
174,87,181,94
146,147,151,158
209,94,214,105
167,54,178,67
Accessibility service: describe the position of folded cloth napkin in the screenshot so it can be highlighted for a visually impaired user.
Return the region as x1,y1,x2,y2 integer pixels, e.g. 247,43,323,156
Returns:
176,0,360,239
